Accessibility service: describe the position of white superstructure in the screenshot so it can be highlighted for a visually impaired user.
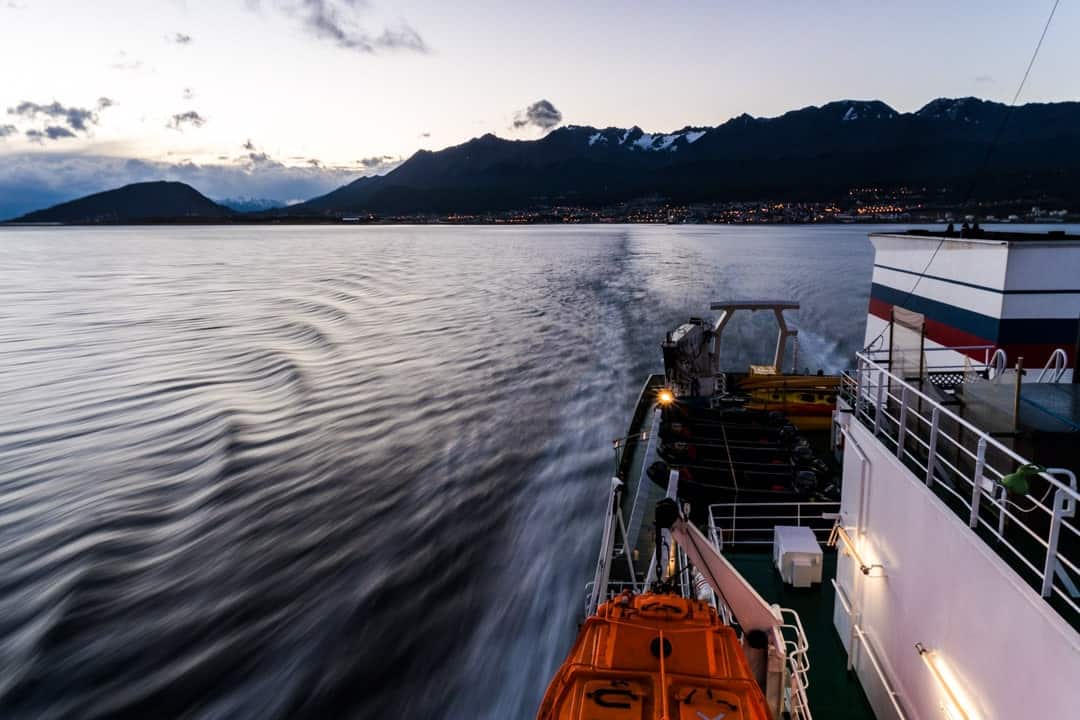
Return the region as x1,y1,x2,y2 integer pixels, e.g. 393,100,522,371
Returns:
865,231,1080,378
831,354,1079,720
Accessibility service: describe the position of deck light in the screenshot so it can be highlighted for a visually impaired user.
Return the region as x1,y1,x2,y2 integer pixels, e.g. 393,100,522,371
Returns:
828,523,883,576
657,389,674,406
916,643,977,720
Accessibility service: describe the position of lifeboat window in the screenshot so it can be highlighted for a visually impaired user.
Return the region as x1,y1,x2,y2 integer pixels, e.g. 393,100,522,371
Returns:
799,393,814,402
771,393,782,400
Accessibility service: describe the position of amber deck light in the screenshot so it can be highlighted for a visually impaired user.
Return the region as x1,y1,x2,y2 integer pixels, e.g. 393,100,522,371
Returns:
657,389,674,406
916,642,977,720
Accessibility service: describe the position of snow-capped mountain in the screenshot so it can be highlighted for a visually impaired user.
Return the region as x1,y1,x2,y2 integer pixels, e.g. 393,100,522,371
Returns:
287,96,1080,215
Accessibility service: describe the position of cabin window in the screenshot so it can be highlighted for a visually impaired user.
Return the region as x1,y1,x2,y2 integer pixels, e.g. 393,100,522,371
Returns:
799,393,814,402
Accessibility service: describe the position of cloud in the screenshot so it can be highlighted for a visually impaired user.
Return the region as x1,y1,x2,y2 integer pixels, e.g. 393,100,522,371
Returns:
511,99,562,132
255,1,428,54
359,154,396,168
974,74,995,85
172,32,193,44
110,51,144,70
244,151,273,165
0,151,397,219
7,99,111,135
420,132,430,138
25,126,77,143
182,87,195,100
167,111,207,130
0,124,16,138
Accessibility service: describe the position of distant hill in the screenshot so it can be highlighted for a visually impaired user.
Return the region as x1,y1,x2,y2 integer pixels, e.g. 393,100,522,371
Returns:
11,181,234,224
287,97,1080,215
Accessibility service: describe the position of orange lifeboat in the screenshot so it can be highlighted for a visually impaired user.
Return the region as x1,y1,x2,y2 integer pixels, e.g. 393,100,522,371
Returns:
537,591,772,720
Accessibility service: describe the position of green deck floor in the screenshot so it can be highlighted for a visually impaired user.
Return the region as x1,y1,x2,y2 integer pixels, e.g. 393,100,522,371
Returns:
727,551,877,720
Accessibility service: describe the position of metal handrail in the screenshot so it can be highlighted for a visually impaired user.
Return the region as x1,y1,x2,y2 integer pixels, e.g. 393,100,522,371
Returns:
1037,348,1069,383
708,501,842,549
778,607,814,720
852,624,909,720
989,347,1008,379
844,353,1079,617
848,353,1079,501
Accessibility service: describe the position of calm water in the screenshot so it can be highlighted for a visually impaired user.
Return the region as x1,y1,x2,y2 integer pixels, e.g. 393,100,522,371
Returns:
0,223,998,718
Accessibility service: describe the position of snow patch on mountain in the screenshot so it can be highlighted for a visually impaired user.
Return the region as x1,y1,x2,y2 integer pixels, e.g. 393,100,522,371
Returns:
916,97,983,122
619,130,706,151
832,100,898,121
656,134,681,151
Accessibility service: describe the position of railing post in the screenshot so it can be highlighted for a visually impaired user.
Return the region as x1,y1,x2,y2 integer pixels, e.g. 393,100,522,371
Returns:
1042,487,1067,597
896,385,910,460
996,486,1008,540
859,354,868,416
969,436,987,529
590,479,622,615
873,368,886,437
925,406,940,487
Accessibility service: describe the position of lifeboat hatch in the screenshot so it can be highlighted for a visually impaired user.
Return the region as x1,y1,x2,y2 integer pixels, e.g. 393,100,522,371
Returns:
674,685,743,719
580,679,650,718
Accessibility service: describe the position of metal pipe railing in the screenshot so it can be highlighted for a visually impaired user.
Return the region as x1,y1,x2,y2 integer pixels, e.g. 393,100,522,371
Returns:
707,501,841,549
843,353,1079,617
1037,348,1069,383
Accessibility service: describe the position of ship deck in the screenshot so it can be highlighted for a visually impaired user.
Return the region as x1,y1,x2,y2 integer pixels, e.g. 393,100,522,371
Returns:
609,376,876,719
727,550,875,720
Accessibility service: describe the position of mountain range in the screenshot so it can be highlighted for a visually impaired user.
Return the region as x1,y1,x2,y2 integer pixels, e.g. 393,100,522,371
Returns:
7,97,1080,223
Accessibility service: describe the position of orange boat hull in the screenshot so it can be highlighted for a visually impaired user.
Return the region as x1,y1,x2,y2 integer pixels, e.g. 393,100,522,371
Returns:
537,593,772,720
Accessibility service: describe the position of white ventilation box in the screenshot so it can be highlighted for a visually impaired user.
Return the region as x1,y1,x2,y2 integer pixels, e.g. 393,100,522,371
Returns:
773,526,822,587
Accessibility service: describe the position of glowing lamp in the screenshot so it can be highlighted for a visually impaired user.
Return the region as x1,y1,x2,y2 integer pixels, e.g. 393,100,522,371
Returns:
916,643,977,720
657,389,674,406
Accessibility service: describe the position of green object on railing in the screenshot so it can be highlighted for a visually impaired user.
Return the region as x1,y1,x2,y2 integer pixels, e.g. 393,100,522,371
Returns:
1000,463,1045,495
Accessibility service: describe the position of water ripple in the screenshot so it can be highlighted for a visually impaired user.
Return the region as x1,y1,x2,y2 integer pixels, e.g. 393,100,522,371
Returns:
0,223,889,719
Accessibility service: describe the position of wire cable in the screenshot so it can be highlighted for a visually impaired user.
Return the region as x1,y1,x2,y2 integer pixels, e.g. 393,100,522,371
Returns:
862,0,1061,354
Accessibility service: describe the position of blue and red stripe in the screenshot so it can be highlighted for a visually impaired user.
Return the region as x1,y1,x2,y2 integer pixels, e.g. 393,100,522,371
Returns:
869,283,1077,366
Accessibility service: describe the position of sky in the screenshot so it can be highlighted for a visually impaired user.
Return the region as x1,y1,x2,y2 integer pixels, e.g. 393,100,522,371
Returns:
1,0,1077,215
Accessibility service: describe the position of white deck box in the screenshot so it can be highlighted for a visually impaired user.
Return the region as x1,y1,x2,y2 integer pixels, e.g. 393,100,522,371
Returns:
773,525,822,587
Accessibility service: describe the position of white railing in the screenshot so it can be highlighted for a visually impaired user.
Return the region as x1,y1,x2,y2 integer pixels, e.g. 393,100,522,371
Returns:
831,578,909,719
989,348,1008,379
586,478,639,617
843,353,1080,621
708,501,842,550
778,608,813,720
1037,348,1069,383
863,344,997,374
